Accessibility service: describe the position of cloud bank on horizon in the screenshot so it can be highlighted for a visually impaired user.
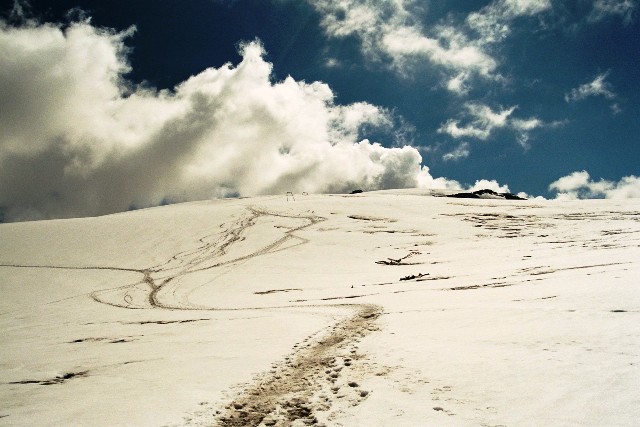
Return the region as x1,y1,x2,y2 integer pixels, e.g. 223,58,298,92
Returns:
1,0,639,222
549,170,640,199
0,19,464,221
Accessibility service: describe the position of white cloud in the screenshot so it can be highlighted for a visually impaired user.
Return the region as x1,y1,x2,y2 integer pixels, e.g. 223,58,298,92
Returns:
438,102,549,146
504,0,552,15
588,0,637,25
324,57,341,68
549,171,640,199
416,165,462,191
438,120,492,140
607,176,640,198
442,142,470,162
510,117,543,147
517,191,546,200
0,19,461,221
565,72,617,102
310,0,554,93
467,0,552,44
467,103,516,127
510,117,542,131
438,103,515,140
438,102,560,147
328,102,393,142
469,179,511,193
549,170,591,194
446,72,471,95
610,102,622,114
380,25,497,77
311,0,498,86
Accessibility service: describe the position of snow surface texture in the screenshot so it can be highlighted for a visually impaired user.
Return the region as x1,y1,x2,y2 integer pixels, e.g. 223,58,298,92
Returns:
1,190,639,426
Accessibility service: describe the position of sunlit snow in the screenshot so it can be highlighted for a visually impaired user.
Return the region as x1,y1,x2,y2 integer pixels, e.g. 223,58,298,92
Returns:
1,190,638,426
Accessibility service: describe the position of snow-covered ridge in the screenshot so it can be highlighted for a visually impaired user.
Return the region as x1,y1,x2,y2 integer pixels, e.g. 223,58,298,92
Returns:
1,191,639,426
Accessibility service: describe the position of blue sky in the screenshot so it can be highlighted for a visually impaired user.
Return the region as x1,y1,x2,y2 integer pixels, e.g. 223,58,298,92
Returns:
1,0,639,220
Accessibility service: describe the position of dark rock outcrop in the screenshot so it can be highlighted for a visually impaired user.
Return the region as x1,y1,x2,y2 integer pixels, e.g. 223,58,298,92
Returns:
447,189,526,200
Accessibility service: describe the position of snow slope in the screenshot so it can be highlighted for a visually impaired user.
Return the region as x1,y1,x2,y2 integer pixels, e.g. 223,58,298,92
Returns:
1,190,638,426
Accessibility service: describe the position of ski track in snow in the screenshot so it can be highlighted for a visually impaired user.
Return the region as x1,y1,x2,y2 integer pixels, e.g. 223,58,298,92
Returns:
0,205,388,425
2,206,326,311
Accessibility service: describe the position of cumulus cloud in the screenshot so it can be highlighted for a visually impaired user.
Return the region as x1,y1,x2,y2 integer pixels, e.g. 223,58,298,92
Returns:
549,171,640,199
588,0,637,25
565,72,617,102
0,18,460,221
468,179,510,193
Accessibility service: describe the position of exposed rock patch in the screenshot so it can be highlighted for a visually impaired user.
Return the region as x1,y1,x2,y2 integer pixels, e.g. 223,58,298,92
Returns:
447,189,526,200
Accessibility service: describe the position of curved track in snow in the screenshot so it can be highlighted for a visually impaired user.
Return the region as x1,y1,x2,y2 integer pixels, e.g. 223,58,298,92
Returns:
87,206,327,311
1,205,384,426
